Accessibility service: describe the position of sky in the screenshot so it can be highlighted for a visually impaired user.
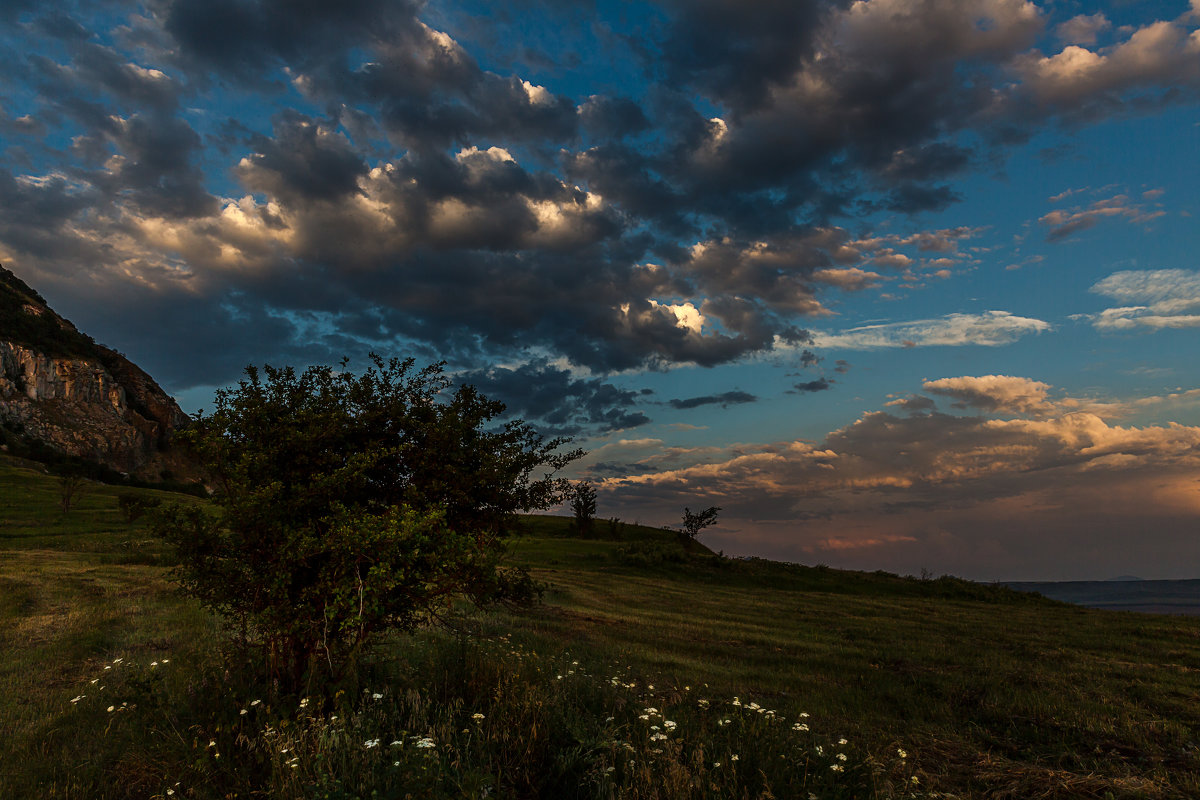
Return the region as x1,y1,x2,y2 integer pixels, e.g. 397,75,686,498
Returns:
2,0,1200,581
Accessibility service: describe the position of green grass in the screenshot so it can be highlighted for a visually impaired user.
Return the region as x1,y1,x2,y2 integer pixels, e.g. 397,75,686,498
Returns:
2,455,1199,798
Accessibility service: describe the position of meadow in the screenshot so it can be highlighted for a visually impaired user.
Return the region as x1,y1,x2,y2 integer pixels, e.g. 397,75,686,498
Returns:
2,456,1198,799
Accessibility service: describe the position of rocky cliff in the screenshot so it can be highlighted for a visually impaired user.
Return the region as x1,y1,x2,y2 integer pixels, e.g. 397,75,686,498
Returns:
0,264,193,479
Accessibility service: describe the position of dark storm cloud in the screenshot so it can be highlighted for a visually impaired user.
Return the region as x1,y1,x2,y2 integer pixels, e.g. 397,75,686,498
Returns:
86,114,217,218
881,184,962,214
878,142,973,183
668,390,757,410
162,0,415,78
578,95,650,140
0,170,103,250
30,9,92,41
0,0,36,23
237,112,369,203
656,0,828,113
458,360,651,436
565,144,693,237
791,378,831,394
70,42,183,111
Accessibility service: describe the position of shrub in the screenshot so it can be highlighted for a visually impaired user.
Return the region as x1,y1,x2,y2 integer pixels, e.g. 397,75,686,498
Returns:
571,481,597,536
152,356,580,691
117,493,162,523
618,540,689,567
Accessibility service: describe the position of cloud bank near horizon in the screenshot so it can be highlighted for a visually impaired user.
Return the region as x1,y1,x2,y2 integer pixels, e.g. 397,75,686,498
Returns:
592,374,1200,580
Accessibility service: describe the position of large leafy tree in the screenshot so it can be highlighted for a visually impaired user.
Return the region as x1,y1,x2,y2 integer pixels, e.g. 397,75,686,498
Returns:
154,356,580,690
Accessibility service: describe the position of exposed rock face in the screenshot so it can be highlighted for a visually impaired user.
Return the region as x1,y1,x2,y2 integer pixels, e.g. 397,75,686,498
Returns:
0,264,193,479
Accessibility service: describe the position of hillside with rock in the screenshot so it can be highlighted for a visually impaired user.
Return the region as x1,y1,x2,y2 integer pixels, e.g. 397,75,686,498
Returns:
0,264,193,480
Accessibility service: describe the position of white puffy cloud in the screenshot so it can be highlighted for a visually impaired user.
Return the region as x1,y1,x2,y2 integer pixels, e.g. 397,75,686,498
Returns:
1014,19,1200,108
1055,13,1110,45
923,375,1053,415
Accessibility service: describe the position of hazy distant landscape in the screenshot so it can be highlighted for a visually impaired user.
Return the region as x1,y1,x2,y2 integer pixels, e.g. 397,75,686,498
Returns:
1008,579,1200,617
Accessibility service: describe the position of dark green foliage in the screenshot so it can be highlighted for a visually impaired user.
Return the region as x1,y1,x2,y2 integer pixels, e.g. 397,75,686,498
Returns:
153,356,580,690
0,264,98,360
570,480,597,536
618,539,690,567
0,422,207,495
681,505,721,540
117,492,162,523
605,516,624,539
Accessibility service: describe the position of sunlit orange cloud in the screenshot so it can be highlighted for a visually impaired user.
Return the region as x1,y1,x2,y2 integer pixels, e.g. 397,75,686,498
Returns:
597,378,1200,580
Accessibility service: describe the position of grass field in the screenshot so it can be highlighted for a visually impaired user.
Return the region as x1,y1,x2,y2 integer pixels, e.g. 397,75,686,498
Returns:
2,455,1199,798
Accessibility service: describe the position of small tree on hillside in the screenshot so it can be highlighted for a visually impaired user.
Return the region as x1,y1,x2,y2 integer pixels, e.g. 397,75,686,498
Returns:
58,473,86,513
571,480,597,536
152,356,581,691
681,505,721,543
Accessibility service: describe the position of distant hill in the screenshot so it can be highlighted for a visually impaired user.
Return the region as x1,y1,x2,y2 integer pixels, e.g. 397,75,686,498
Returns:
1006,578,1200,616
0,263,195,482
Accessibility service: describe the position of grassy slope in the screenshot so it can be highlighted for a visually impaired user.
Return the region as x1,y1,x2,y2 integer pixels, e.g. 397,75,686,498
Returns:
2,456,1198,798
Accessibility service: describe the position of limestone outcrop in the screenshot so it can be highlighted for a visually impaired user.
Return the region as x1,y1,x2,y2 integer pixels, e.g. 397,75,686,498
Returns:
0,264,193,479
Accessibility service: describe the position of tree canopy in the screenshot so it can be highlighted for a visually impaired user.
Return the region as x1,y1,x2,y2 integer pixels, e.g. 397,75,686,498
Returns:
681,506,721,541
154,356,580,690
